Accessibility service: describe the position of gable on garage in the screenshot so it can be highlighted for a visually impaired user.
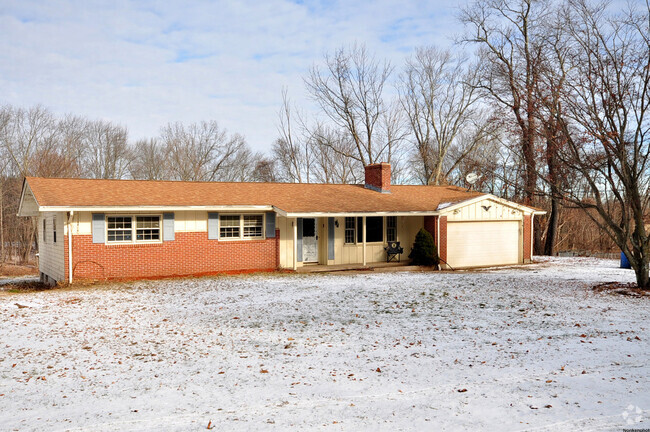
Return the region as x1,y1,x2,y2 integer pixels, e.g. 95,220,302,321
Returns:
436,195,545,269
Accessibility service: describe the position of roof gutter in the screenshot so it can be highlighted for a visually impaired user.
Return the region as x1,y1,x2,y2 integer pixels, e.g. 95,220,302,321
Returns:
278,211,442,218
38,205,275,213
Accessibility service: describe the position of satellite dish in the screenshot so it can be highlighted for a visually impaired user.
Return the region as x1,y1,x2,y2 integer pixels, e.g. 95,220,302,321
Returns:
465,172,480,185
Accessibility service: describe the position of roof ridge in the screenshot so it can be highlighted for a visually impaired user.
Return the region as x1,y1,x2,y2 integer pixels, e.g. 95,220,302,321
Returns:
27,176,474,189
26,176,367,187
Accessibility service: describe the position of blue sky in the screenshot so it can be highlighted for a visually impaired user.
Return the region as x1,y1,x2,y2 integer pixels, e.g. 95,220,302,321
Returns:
1,0,463,151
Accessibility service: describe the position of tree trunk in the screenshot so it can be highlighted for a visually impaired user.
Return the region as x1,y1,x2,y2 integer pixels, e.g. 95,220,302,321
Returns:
633,257,650,290
21,222,35,264
0,181,3,265
543,196,559,255
533,219,544,255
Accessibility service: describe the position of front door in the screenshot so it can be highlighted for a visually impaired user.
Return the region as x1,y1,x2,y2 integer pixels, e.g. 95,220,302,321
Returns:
302,218,319,263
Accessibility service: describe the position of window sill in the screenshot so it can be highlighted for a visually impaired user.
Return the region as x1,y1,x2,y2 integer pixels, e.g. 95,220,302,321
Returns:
217,237,267,242
344,241,387,246
105,241,163,247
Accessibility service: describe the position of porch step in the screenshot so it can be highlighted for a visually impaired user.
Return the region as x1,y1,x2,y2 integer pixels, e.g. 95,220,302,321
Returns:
295,262,424,274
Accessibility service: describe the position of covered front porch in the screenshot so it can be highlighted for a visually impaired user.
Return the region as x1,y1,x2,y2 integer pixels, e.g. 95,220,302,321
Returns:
275,213,432,271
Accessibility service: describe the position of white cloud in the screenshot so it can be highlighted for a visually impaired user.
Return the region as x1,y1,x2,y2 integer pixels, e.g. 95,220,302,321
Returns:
0,0,463,151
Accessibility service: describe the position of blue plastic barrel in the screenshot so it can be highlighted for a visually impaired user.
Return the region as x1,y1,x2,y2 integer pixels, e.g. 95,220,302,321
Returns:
620,252,631,269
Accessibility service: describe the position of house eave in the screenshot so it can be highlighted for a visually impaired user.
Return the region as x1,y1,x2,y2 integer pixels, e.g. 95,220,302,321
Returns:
436,194,546,215
279,211,441,218
37,205,276,213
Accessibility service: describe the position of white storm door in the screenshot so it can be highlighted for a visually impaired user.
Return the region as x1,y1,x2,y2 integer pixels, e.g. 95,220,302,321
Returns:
302,218,319,263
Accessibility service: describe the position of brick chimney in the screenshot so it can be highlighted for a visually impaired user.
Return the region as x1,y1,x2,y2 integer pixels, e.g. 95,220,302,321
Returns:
364,162,391,193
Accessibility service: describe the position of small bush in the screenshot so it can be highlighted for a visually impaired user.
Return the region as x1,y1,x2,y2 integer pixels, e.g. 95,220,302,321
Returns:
409,228,440,267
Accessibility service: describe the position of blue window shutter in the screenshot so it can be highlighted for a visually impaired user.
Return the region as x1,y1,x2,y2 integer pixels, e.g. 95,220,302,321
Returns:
266,212,276,238
297,218,303,262
328,217,335,260
163,213,175,241
92,213,105,244
208,212,219,240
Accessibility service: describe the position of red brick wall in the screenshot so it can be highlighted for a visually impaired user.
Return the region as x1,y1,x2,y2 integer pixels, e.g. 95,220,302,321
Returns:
364,163,391,192
523,215,531,261
439,216,447,265
424,215,437,244
64,230,280,281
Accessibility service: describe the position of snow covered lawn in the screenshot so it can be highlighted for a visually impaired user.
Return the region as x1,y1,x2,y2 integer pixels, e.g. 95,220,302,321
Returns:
1,257,649,431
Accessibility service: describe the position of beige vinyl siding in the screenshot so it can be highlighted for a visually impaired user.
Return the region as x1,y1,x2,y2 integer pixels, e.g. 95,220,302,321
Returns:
277,216,295,268
69,212,92,235
38,212,66,282
19,185,40,216
446,199,523,222
334,216,422,265
174,211,208,232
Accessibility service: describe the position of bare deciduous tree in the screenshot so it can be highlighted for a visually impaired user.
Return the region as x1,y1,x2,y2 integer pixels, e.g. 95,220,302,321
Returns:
305,44,396,166
56,115,89,178
130,138,169,180
272,89,312,182
161,121,246,182
399,46,486,185
1,105,57,177
552,0,650,288
311,125,361,184
84,120,131,179
252,158,278,182
217,145,263,182
460,0,549,204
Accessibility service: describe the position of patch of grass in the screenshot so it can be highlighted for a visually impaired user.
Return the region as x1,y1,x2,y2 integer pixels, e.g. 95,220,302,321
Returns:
1,281,52,293
0,263,38,277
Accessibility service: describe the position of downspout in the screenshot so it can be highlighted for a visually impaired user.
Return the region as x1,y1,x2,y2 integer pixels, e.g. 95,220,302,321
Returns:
292,220,297,271
68,211,74,284
436,216,441,269
530,213,535,261
362,216,367,266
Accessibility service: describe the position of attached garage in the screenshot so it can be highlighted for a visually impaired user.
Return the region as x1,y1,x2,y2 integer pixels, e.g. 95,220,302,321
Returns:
437,196,543,270
446,221,521,268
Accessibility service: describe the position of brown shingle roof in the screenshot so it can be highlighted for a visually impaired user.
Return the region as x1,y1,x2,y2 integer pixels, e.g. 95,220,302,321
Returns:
25,177,484,213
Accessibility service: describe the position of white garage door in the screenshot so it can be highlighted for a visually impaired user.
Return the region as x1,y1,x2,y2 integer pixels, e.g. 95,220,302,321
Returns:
447,221,520,268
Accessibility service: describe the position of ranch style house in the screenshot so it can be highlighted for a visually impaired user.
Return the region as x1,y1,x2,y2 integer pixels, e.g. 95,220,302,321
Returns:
18,163,545,284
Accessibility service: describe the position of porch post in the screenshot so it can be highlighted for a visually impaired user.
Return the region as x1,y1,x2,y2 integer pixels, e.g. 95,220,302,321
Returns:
292,220,298,270
362,216,367,266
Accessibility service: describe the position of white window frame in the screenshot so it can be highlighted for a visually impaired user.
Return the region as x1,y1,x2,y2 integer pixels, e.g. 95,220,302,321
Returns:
218,214,265,241
53,216,57,244
105,214,163,244
386,216,397,243
344,217,356,244
344,216,387,245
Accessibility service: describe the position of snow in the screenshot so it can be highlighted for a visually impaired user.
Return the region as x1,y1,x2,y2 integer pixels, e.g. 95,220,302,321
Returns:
0,257,648,431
